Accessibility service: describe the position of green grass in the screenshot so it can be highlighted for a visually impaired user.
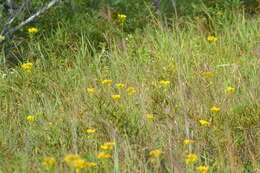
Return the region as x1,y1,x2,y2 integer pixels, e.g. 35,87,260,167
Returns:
0,11,259,173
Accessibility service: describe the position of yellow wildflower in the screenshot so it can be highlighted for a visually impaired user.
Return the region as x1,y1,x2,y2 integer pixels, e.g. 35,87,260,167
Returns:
145,114,154,120
126,87,136,95
183,139,195,145
149,149,162,157
216,11,222,16
28,27,38,33
226,87,235,92
100,142,115,150
199,120,211,126
0,35,5,40
207,36,217,42
102,79,112,84
118,14,127,21
87,88,95,93
97,152,111,159
210,106,220,112
202,71,213,77
196,166,209,173
21,62,33,72
111,94,120,99
85,129,96,134
42,157,56,169
159,80,170,85
115,83,125,88
73,158,86,171
64,154,81,165
27,115,35,121
185,154,198,164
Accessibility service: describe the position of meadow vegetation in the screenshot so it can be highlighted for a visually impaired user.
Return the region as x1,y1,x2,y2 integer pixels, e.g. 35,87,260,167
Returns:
0,0,259,172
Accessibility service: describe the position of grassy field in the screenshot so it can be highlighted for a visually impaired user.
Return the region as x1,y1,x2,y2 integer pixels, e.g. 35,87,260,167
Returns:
0,10,259,173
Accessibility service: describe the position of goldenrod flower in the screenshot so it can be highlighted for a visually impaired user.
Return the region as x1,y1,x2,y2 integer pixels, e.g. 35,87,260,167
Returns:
87,88,95,93
111,94,120,99
86,129,96,134
102,79,112,84
207,36,217,42
27,115,35,121
21,62,33,72
0,35,5,40
28,27,38,33
115,83,125,88
126,87,136,95
210,106,220,112
226,87,235,92
185,154,198,164
97,152,111,159
149,149,162,157
145,114,154,120
216,11,222,16
159,80,170,85
42,157,56,169
183,139,195,145
118,14,127,22
64,154,81,165
199,120,211,126
196,166,209,173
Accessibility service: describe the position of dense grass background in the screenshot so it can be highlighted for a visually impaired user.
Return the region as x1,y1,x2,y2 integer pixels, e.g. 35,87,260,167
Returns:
0,1,259,173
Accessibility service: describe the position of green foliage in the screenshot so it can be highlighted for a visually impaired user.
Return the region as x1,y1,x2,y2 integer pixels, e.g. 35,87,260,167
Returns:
0,7,259,172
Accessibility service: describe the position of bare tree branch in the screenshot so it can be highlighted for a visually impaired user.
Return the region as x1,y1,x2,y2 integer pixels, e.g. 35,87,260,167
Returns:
0,0,62,43
1,0,32,35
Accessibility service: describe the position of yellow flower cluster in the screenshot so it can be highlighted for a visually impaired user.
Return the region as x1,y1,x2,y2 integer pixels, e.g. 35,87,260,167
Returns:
145,114,154,120
21,62,33,72
226,87,235,92
111,94,120,99
27,115,35,121
210,106,220,112
118,14,127,22
199,120,211,126
42,157,56,169
185,154,198,164
100,142,115,150
0,35,5,40
98,142,115,160
102,79,112,84
196,166,209,173
97,152,111,159
159,80,170,85
87,88,95,93
207,36,217,42
183,139,195,145
149,149,162,157
64,154,81,164
64,154,96,171
85,129,96,134
126,87,136,95
28,27,38,33
115,83,125,88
